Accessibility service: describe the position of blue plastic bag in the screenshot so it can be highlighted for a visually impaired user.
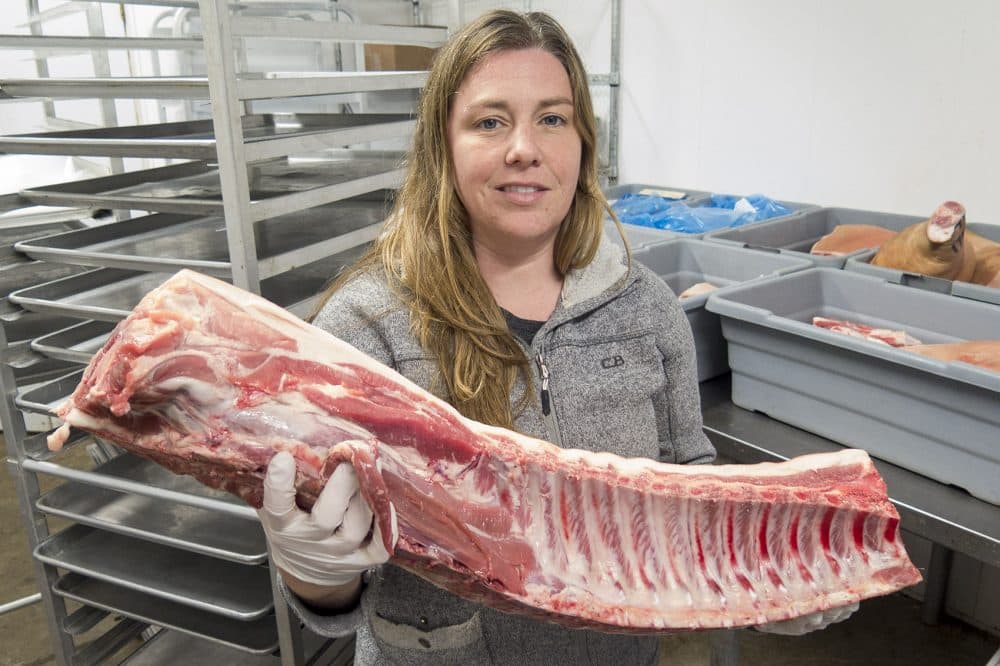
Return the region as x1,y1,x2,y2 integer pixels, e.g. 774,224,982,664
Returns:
611,193,748,233
612,192,792,233
706,193,792,222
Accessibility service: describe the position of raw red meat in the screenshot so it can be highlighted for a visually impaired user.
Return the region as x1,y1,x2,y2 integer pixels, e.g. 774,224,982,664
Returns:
50,270,922,633
813,316,922,347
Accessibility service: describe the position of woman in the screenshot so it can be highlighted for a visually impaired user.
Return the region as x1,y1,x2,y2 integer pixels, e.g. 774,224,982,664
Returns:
258,10,852,664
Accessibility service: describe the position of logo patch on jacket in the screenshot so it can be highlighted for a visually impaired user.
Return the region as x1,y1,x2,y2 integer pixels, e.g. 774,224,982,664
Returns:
600,354,625,369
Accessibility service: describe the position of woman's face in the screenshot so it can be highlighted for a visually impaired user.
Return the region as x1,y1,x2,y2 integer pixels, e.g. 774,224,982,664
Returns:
447,48,582,256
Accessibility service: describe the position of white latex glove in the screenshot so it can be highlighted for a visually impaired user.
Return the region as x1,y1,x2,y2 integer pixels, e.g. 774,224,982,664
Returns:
754,602,859,636
257,451,397,587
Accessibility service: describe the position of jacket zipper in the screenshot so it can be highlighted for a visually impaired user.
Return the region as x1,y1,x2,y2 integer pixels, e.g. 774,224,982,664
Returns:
536,352,551,414
534,351,562,446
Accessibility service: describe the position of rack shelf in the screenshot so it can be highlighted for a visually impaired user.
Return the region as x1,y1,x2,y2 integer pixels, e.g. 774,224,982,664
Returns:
36,525,274,620
54,574,280,654
19,154,404,222
16,190,390,278
37,453,268,564
0,1,450,662
0,113,415,160
1,71,429,100
10,244,365,320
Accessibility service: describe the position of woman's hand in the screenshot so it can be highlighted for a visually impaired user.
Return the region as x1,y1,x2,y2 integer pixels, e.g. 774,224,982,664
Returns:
257,451,397,609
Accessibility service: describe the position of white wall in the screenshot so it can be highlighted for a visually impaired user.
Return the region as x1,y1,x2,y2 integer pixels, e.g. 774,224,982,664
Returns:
619,0,1000,224
5,1,996,223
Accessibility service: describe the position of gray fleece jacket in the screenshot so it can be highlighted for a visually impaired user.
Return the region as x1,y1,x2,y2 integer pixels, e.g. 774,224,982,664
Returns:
286,234,716,665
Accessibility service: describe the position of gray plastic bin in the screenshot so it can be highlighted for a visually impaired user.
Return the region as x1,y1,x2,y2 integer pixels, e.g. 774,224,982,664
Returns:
604,219,681,249
604,184,713,249
844,222,1000,305
604,183,712,205
632,239,813,381
704,206,925,268
607,186,814,248
704,267,1000,504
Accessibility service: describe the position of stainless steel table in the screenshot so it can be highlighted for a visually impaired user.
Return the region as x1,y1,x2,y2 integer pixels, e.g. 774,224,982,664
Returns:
700,375,1000,624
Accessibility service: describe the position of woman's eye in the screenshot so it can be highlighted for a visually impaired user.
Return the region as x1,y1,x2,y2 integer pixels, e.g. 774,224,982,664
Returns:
478,118,499,130
542,115,565,127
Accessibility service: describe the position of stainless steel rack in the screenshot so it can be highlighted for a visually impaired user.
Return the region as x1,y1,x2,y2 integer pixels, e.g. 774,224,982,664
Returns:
0,1,448,663
2,2,627,662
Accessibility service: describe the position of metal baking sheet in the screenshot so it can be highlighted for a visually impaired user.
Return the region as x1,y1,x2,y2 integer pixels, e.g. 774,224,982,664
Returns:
0,71,427,100
10,243,366,321
15,368,83,416
0,254,33,272
11,269,171,321
62,451,245,504
84,0,337,9
0,253,27,270
0,297,23,317
20,154,403,215
119,630,280,666
120,627,355,666
0,113,413,159
16,190,389,278
23,426,89,462
31,320,116,363
0,204,98,226
7,353,81,385
86,0,336,8
36,453,266,563
0,295,25,316
53,574,278,655
0,218,88,261
0,260,87,299
0,76,212,99
1,311,80,352
35,524,273,620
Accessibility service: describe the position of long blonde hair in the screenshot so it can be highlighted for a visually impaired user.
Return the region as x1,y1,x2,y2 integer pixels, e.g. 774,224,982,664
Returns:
313,10,621,428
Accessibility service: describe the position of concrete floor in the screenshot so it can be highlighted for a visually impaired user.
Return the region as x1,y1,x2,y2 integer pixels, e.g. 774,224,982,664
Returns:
2,444,998,665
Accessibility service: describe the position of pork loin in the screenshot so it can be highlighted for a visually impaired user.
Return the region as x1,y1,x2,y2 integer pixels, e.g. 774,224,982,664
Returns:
49,270,922,633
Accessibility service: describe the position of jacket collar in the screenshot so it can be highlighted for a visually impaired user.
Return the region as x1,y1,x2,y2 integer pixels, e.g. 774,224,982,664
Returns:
558,231,634,313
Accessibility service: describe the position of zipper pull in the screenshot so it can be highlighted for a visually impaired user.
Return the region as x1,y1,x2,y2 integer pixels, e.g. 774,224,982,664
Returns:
535,352,551,416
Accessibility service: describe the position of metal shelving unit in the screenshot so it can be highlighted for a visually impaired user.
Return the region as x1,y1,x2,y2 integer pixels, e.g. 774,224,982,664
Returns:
1,2,624,663
0,1,446,663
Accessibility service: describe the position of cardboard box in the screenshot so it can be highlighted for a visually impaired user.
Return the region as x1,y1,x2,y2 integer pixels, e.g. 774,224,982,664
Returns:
364,43,438,71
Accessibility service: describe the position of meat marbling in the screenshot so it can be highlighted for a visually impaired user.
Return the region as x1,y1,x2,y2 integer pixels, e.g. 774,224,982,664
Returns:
48,270,922,633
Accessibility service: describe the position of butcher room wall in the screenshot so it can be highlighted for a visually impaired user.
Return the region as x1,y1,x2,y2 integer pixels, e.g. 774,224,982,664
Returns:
612,0,1000,225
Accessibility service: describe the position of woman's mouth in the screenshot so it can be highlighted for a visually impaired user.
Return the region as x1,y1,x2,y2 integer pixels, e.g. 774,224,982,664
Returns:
501,185,543,193
496,184,549,204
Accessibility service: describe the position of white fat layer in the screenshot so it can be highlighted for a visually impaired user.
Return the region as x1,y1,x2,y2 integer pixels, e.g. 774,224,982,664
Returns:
157,376,374,449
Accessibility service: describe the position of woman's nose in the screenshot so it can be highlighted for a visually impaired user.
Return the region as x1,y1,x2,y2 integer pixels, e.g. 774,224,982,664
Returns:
505,124,542,166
